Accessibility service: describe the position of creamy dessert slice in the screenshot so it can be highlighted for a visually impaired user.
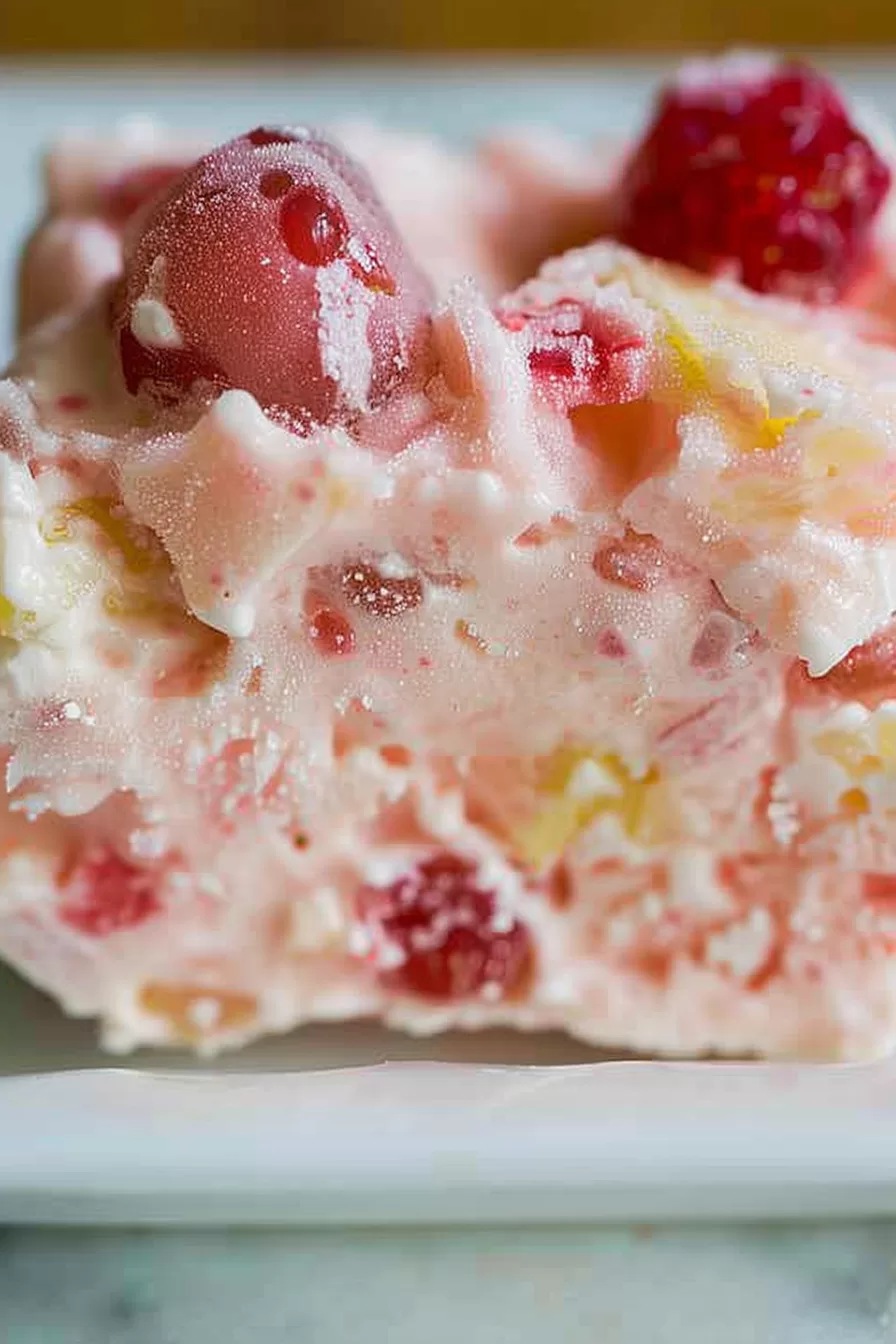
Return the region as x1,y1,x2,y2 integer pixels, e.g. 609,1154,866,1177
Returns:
5,55,896,1058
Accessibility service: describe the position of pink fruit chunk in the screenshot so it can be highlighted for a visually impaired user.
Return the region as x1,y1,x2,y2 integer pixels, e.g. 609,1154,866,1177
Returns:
340,561,424,618
618,56,891,302
656,664,776,772
358,853,533,1000
593,528,691,591
58,848,162,937
595,628,628,660
689,611,756,679
863,873,896,906
304,590,356,657
198,738,288,830
115,127,433,423
499,298,647,409
793,618,896,706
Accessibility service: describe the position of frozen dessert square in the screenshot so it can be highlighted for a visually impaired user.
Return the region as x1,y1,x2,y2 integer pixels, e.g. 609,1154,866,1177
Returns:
5,53,896,1058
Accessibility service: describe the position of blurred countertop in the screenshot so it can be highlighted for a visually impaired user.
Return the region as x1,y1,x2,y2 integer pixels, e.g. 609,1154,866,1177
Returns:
3,1222,896,1343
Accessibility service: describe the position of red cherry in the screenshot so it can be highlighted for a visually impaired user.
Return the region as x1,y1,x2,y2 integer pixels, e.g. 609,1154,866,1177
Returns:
358,853,533,1000
59,848,161,937
618,57,891,302
499,299,647,409
119,323,225,401
115,127,433,423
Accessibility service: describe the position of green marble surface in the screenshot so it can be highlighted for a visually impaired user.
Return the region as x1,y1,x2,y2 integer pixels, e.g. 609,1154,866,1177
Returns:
2,1223,896,1342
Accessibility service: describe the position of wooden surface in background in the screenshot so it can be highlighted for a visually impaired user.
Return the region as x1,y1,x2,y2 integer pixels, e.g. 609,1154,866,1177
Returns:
2,0,894,52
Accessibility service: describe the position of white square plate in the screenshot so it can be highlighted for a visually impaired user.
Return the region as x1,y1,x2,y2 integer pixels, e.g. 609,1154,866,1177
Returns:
4,963,896,1226
4,57,896,1226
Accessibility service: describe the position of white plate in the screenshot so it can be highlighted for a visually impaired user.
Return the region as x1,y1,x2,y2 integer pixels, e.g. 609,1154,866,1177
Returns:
5,57,896,1226
4,966,896,1225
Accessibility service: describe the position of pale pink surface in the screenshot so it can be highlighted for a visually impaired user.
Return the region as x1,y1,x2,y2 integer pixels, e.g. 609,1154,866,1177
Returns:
5,115,896,1059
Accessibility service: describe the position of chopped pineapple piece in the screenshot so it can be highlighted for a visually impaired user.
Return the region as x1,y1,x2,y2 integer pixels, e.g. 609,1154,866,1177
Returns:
513,746,661,869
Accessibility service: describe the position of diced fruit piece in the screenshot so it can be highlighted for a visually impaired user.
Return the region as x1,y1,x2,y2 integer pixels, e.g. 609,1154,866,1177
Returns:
657,664,777,772
570,397,678,495
793,618,896,706
618,55,891,301
595,628,628,659
593,528,690,591
305,590,356,657
498,298,647,409
513,749,661,869
358,853,533,1000
863,873,896,905
152,628,231,698
115,127,433,423
340,561,424,618
139,983,257,1041
690,611,755,679
59,848,161,937
198,738,288,829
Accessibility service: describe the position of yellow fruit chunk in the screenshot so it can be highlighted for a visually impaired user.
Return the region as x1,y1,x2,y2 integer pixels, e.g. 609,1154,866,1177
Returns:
454,618,491,656
813,729,881,780
513,747,660,870
664,321,710,397
515,796,586,871
0,594,19,638
49,497,158,573
839,787,870,816
805,425,882,475
0,593,37,640
326,477,353,515
715,476,812,530
753,409,820,453
877,718,896,762
139,982,257,1042
102,589,181,623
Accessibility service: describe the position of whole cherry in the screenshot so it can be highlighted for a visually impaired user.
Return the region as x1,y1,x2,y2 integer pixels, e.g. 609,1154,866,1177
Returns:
115,126,434,424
